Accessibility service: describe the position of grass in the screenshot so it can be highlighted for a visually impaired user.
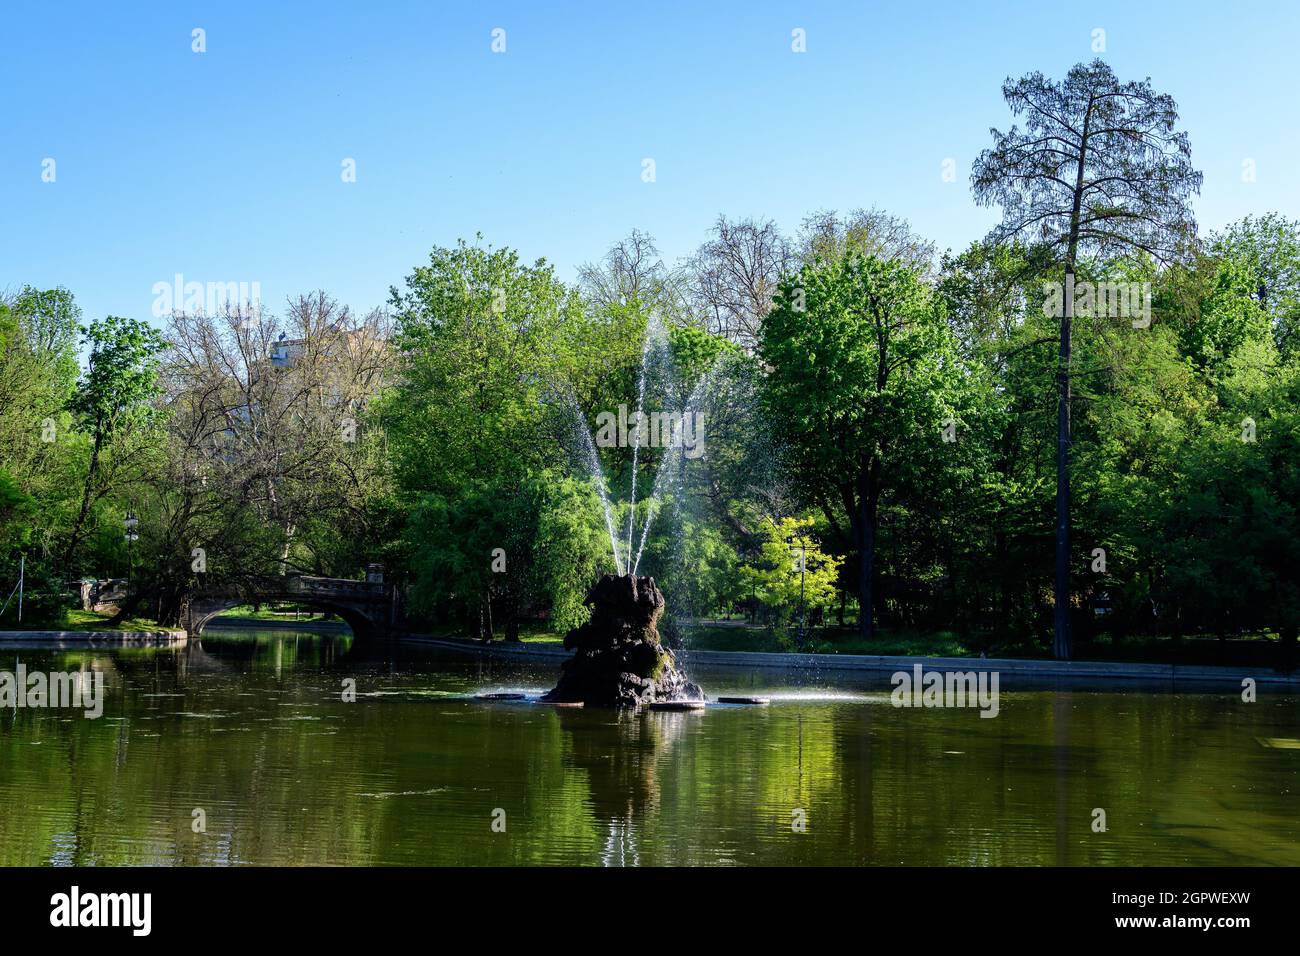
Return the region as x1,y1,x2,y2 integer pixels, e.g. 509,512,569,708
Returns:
455,620,979,657
677,624,976,657
519,630,565,644
216,604,329,622
0,608,172,632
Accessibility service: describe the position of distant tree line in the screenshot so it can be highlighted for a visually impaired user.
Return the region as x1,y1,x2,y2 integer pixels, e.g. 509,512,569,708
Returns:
2,60,1296,661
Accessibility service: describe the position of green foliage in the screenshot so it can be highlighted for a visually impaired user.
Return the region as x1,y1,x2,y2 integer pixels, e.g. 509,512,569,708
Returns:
0,470,36,554
383,237,590,496
760,251,978,636
533,474,615,630
666,322,733,384
738,517,842,619
1210,213,1300,356
61,315,167,572
403,471,610,635
71,316,167,429
5,197,1299,658
641,515,743,623
382,239,620,634
0,560,71,628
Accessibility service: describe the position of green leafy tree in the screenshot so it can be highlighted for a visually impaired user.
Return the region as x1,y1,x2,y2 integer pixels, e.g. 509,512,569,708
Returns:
1209,214,1300,356
63,316,167,571
0,288,81,567
739,517,842,629
761,253,973,638
382,239,605,635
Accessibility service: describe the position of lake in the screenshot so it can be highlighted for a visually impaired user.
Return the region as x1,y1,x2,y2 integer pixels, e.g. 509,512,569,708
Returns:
1,627,1296,866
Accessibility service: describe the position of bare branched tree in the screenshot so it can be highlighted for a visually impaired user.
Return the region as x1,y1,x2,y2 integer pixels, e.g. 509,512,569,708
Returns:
798,207,937,278
578,230,685,318
685,215,793,349
150,293,391,613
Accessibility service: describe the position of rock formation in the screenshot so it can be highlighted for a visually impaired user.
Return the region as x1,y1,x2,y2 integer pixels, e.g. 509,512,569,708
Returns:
542,574,703,708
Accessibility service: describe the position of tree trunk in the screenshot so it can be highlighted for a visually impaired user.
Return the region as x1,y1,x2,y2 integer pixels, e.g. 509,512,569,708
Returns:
62,424,104,570
857,467,879,640
996,530,1011,626
106,583,152,626
1054,94,1095,662
1053,266,1074,660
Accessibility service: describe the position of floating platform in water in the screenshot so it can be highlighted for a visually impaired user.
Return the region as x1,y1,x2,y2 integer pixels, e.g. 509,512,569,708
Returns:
545,700,585,708
716,696,770,705
475,692,527,700
647,700,707,711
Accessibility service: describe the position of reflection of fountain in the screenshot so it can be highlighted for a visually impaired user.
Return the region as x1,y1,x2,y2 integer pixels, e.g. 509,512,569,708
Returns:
542,574,703,707
553,704,692,865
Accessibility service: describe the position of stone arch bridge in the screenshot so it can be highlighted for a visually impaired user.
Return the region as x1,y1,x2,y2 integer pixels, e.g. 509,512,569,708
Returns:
184,574,403,640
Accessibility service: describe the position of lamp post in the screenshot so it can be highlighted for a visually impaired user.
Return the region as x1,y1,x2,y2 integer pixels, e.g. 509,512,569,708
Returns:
785,531,820,649
124,512,139,589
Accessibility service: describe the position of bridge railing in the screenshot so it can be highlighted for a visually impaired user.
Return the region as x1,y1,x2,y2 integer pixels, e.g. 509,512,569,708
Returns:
285,575,391,598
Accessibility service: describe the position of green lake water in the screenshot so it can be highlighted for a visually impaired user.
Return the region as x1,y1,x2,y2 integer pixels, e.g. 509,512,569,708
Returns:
1,627,1297,866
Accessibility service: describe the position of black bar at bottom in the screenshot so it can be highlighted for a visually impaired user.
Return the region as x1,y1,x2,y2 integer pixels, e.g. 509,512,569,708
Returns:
0,865,1287,942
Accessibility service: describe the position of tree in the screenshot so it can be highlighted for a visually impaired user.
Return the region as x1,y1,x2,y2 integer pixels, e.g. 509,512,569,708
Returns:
739,516,842,632
1209,214,1300,356
578,230,688,324
937,242,1056,642
971,59,1202,658
0,287,81,571
686,215,792,349
63,316,167,570
383,238,599,636
798,208,937,278
760,253,972,639
1174,251,1272,367
142,295,390,618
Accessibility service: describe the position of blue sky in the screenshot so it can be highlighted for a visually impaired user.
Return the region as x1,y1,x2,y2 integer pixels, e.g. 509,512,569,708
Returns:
3,0,1298,326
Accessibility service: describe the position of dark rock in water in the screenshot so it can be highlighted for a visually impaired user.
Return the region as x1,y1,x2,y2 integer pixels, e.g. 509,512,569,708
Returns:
542,574,704,708
647,700,706,711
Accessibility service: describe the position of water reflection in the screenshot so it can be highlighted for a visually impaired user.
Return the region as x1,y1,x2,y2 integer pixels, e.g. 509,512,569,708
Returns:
554,707,693,866
0,629,1296,866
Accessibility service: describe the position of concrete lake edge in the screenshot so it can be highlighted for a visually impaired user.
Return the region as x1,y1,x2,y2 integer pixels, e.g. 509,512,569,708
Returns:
402,634,1300,686
0,630,187,646
205,615,350,631
6,623,1290,686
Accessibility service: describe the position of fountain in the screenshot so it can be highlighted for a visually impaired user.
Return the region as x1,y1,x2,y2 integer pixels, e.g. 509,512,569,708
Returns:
542,573,702,707
544,317,713,707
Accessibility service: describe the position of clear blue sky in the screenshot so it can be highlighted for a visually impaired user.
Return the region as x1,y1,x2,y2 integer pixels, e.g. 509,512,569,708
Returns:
3,0,1297,326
